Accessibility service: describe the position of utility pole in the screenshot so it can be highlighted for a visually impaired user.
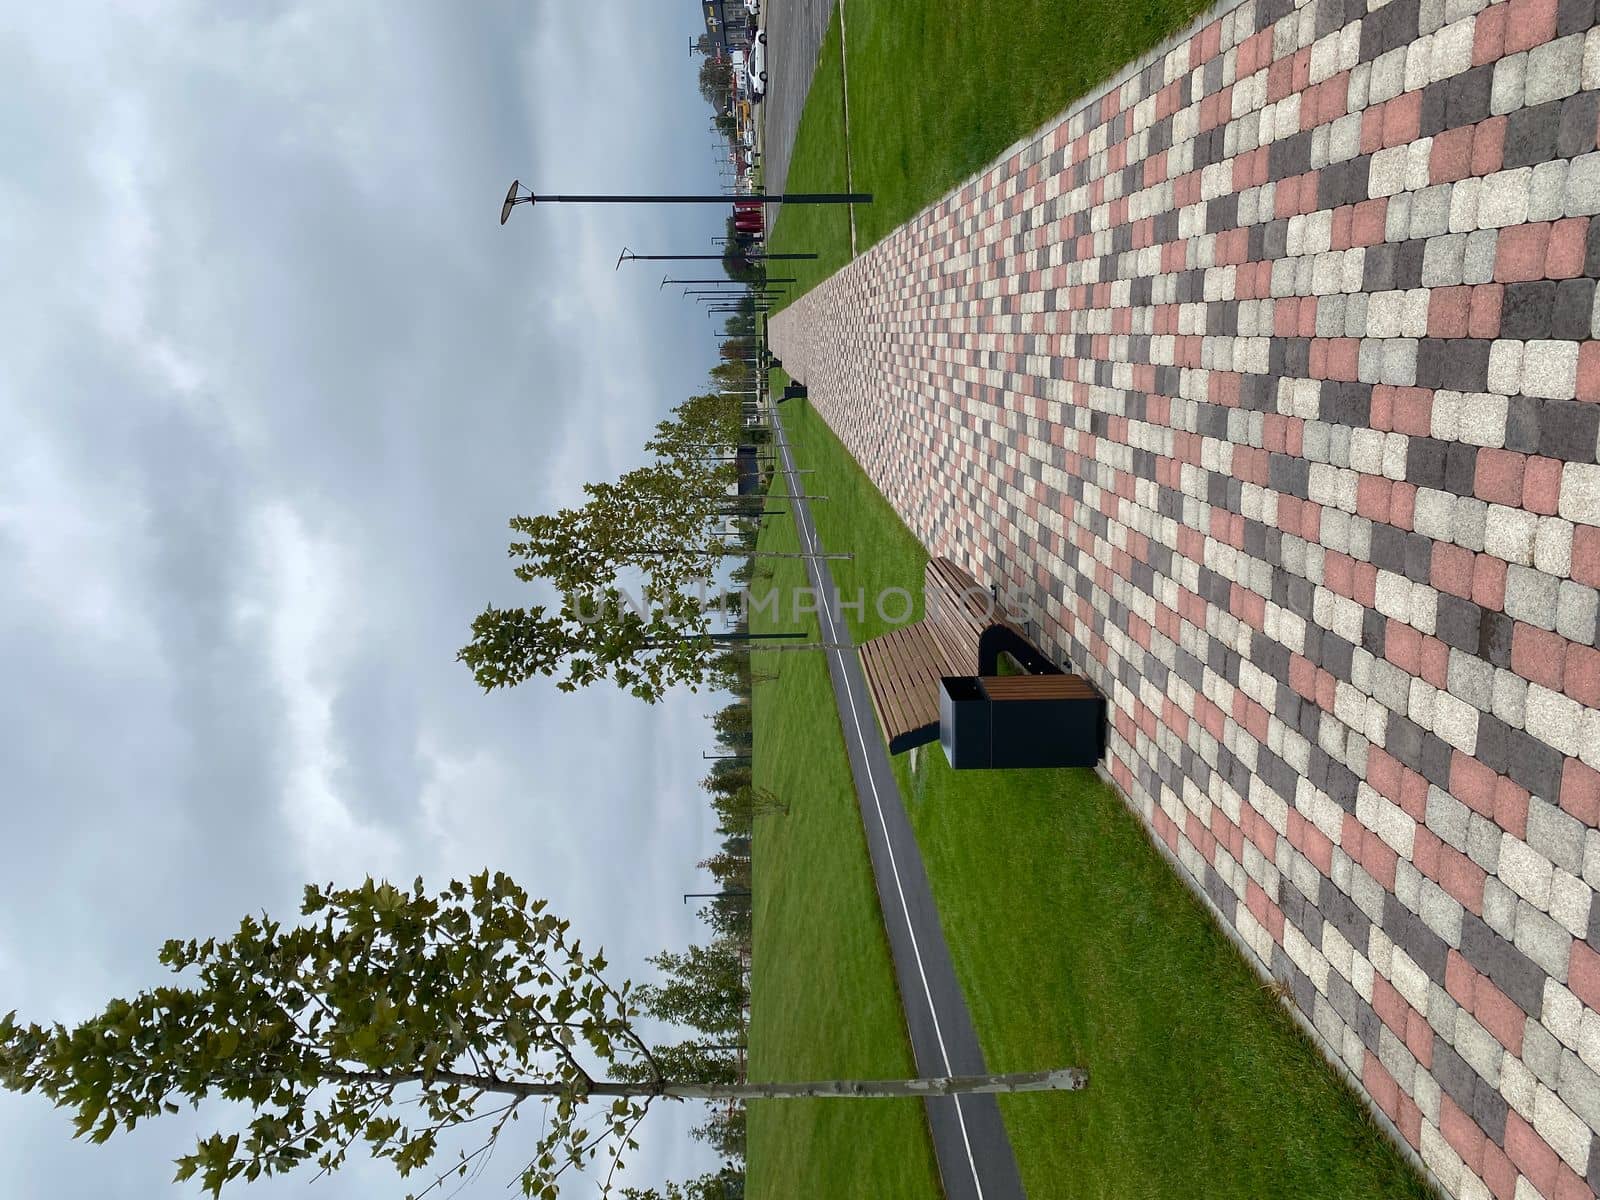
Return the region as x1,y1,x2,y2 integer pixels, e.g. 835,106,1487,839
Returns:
501,181,870,224
616,248,818,269
664,276,796,287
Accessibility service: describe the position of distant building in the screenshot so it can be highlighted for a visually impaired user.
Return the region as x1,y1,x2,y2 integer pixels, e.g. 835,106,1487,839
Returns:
699,0,750,58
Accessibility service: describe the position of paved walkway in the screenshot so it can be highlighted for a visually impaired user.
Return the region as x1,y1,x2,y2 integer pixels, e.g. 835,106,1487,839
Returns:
771,0,1600,1197
768,393,1028,1200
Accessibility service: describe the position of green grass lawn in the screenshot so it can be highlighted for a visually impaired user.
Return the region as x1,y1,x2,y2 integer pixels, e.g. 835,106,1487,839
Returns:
765,0,1220,299
752,386,1433,1200
744,413,942,1200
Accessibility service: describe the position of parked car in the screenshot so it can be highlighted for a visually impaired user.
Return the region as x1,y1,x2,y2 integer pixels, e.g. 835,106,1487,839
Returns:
746,40,766,95
743,0,759,14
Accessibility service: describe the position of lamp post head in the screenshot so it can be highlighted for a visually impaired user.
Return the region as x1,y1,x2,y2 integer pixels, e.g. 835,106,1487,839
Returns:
615,246,632,271
500,180,534,225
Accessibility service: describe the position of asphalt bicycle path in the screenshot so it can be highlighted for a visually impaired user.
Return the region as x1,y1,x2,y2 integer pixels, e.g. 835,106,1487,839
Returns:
766,394,1028,1200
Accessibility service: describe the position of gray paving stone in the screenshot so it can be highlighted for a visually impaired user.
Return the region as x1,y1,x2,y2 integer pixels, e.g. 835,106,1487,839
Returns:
1530,797,1589,875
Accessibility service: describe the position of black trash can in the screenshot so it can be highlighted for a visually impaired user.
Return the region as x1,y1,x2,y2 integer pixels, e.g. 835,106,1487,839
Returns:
938,674,1105,770
938,676,992,769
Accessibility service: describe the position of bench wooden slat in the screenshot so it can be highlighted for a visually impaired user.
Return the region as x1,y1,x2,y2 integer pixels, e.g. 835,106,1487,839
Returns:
980,675,1099,700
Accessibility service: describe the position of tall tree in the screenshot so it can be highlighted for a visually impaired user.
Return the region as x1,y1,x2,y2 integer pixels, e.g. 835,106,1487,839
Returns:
460,392,783,701
697,57,731,107
0,874,1086,1198
634,941,747,1040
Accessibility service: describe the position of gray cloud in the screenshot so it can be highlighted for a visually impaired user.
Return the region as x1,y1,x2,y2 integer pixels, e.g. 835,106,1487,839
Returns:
0,1,735,1193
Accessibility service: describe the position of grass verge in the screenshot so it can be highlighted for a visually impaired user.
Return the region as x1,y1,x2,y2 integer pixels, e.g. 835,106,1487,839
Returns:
759,387,1434,1200
765,0,1220,300
744,398,942,1199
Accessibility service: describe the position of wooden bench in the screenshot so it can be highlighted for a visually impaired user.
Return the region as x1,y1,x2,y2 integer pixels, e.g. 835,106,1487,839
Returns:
858,557,1064,754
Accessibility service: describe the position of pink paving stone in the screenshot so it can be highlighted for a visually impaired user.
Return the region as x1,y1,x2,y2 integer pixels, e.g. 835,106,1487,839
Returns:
1447,948,1480,1008
1421,636,1451,688
1568,644,1600,707
1415,824,1444,877
1433,541,1476,596
1473,116,1508,177
1299,171,1323,216
1578,342,1600,403
1555,1164,1596,1200
1325,550,1355,596
1370,388,1394,431
1402,767,1433,822
1369,745,1404,800
1397,1093,1424,1150
1474,976,1527,1054
1568,939,1600,1011
1504,0,1558,54
1373,974,1409,1033
1383,91,1423,148
1506,1111,1562,1199
1343,815,1366,862
1388,620,1424,672
1389,387,1434,435
1574,526,1600,587
1352,197,1389,246
1330,204,1354,250
1315,667,1338,713
1496,776,1531,839
1474,3,1507,64
1356,563,1382,611
1364,834,1399,889
1429,286,1473,337
1454,751,1501,817
1433,125,1477,183
1292,46,1311,93
1326,337,1360,380
1405,1008,1434,1067
1363,1053,1401,1119
1360,106,1385,154
1474,552,1509,609
1476,448,1527,507
1484,1142,1520,1200
1357,473,1393,521
1304,820,1334,874
1562,758,1600,825
1548,218,1589,279
1439,845,1488,912
1497,223,1553,283
1267,54,1294,99
1470,284,1504,338
1513,623,1567,689
1442,1093,1488,1172
1525,456,1564,515
1273,300,1299,339
1326,73,1352,125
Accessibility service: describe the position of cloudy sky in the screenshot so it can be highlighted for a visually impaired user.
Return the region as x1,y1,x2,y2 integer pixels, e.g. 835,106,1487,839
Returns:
0,3,738,1194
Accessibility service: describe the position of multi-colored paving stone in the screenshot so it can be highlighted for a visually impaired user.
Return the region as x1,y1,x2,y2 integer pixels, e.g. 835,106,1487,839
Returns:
771,0,1600,1195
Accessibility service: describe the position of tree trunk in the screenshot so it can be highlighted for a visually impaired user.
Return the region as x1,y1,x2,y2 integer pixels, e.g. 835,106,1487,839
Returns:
342,1067,1088,1102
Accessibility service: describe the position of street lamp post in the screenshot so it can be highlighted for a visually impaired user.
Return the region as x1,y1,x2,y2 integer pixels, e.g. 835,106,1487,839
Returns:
617,248,818,268
501,181,870,224
663,276,795,287
683,890,752,904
